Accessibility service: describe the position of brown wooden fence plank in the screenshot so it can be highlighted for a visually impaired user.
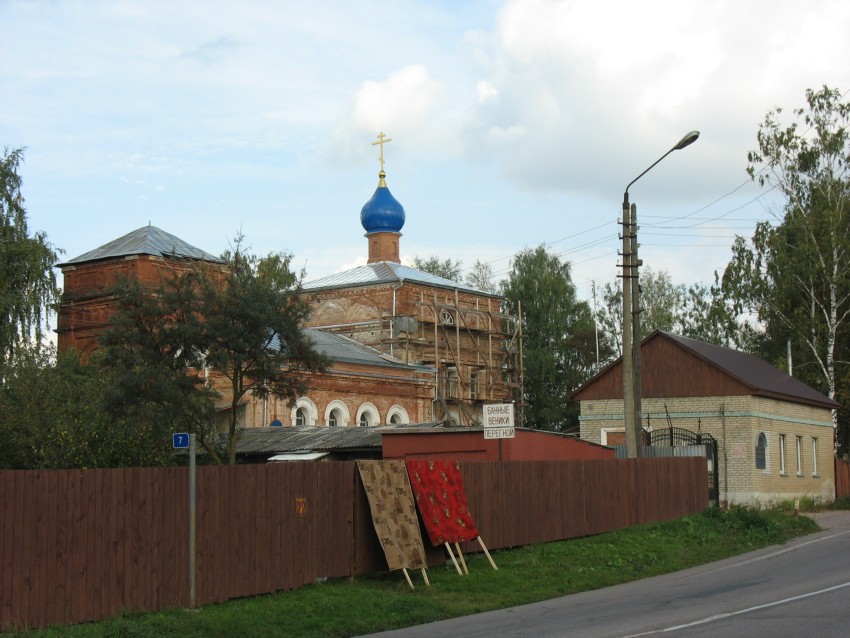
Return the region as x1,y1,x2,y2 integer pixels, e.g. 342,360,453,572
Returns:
0,472,10,630
1,472,18,630
141,467,153,612
64,470,79,625
37,471,55,628
48,469,66,628
13,471,30,629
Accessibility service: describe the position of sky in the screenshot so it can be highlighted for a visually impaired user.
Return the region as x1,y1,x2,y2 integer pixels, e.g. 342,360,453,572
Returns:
3,0,850,303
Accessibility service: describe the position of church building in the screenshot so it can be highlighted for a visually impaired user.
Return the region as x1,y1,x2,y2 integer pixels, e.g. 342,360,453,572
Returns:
301,133,521,426
56,133,522,428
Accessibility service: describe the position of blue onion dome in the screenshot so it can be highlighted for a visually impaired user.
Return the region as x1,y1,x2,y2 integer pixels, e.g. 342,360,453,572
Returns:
360,172,405,233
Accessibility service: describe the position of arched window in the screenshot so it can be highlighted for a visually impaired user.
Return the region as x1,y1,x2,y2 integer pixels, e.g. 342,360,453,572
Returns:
324,400,350,427
386,405,410,425
755,433,767,470
356,403,380,427
290,397,318,426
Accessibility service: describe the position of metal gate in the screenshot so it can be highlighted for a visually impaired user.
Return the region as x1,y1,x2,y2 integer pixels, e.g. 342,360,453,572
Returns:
649,426,719,505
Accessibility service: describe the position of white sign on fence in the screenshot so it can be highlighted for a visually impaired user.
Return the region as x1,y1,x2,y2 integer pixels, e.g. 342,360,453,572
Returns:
484,426,515,439
483,403,515,439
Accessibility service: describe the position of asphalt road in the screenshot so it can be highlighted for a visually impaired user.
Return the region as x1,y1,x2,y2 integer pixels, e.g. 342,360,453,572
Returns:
362,511,850,638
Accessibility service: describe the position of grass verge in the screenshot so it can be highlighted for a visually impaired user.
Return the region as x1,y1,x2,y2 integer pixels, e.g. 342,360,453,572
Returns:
11,507,819,638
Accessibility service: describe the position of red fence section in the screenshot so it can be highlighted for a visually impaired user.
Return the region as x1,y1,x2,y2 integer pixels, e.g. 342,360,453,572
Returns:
0,457,707,631
836,458,850,499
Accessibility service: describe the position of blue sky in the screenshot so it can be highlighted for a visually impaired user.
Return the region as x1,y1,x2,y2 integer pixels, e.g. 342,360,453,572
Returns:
3,0,850,301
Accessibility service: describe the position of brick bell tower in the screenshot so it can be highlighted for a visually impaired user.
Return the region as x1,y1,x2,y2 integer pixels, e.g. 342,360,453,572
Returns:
361,132,405,264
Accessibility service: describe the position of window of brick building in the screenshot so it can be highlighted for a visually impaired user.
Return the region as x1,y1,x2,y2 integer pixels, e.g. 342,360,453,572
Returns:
328,409,341,427
812,438,819,476
779,434,787,475
295,407,308,426
755,433,767,470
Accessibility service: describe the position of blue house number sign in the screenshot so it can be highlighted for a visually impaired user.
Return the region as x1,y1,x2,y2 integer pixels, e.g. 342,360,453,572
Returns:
173,432,190,449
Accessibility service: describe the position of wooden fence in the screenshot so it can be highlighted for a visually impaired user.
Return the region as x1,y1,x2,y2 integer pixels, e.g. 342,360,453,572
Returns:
0,457,707,631
836,458,850,498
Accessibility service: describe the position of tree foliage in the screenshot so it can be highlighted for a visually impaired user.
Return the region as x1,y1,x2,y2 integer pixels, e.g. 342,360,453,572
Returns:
720,86,850,452
96,268,220,460
0,347,173,469
501,246,596,432
464,259,498,294
98,238,329,464
595,269,736,363
412,255,463,281
0,147,60,375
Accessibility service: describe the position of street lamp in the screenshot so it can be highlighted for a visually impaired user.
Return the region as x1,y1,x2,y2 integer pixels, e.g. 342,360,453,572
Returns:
622,130,699,459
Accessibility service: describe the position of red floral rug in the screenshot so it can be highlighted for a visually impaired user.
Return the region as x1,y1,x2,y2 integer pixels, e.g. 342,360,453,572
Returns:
406,460,479,545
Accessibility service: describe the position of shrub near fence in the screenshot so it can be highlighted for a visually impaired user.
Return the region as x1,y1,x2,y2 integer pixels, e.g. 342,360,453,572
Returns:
0,457,707,631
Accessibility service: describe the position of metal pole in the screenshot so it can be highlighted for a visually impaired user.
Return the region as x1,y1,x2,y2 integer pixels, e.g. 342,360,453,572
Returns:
189,433,197,608
630,202,643,457
620,131,699,459
622,195,637,458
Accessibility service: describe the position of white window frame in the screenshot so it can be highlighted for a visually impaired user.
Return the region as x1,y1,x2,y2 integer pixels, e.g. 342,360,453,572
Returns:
600,428,625,446
795,435,803,476
324,400,350,427
290,397,318,426
356,402,380,427
386,405,410,425
779,434,787,476
812,437,819,476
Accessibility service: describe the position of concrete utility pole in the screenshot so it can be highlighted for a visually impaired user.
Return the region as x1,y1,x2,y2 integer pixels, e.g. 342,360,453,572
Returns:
621,130,700,458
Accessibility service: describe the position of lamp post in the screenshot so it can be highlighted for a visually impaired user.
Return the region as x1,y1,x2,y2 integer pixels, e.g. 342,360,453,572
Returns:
622,130,699,458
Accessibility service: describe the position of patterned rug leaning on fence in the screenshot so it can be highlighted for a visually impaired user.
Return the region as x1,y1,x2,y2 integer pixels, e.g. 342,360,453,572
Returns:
405,459,497,574
356,460,430,589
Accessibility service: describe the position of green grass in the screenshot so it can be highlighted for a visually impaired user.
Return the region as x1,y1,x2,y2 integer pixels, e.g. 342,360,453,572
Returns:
8,507,819,638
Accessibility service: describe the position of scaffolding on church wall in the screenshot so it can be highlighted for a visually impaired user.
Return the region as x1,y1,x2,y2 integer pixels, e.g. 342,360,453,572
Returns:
307,287,524,426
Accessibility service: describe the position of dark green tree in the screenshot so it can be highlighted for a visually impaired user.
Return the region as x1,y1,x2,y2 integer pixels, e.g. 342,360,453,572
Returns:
501,246,596,432
98,238,329,464
0,347,173,469
720,86,850,453
0,147,60,377
412,255,463,281
201,243,328,463
97,267,221,461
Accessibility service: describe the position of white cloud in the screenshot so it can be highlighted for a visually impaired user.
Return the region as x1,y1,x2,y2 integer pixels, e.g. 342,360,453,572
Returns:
476,80,498,104
456,0,850,202
327,65,445,167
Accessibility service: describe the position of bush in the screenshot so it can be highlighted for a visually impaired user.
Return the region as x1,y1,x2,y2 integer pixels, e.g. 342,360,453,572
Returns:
830,495,850,510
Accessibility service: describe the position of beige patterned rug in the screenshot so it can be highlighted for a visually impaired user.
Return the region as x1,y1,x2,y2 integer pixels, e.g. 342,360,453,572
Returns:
357,460,427,570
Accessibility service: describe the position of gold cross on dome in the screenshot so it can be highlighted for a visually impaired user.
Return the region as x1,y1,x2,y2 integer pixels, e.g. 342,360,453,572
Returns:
371,131,392,173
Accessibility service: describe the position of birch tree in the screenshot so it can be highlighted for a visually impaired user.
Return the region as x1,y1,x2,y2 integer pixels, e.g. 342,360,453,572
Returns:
721,86,850,446
0,148,60,376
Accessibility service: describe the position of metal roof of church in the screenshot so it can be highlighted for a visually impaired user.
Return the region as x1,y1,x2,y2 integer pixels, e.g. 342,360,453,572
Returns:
60,225,223,266
304,328,432,371
303,261,499,297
